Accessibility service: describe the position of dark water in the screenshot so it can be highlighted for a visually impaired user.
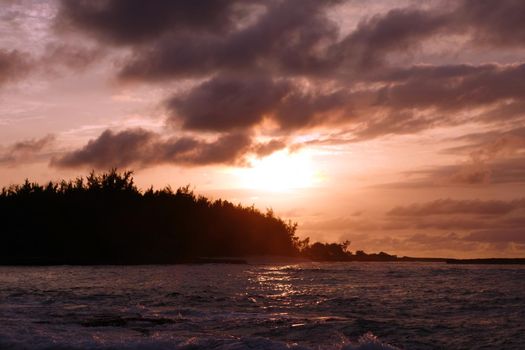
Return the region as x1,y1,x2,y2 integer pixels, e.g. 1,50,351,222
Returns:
0,262,524,349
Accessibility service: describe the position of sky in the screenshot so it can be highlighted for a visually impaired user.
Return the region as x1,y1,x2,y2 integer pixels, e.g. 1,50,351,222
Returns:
1,0,524,258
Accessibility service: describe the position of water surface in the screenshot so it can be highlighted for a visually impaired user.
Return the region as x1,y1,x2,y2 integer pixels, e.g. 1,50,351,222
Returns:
1,262,524,349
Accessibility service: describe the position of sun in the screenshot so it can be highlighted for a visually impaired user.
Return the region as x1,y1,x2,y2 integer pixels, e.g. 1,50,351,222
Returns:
234,150,321,192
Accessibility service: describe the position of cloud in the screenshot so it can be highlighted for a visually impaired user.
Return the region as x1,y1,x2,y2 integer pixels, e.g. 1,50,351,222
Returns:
382,197,525,247
165,61,525,137
53,0,525,141
455,0,525,48
464,229,525,243
448,127,525,159
302,215,379,232
115,0,341,81
403,232,463,246
55,0,344,82
375,63,525,111
443,126,525,185
376,122,525,188
51,128,259,169
56,1,525,80
51,128,291,169
0,44,104,87
447,161,492,185
56,0,238,45
342,0,525,61
52,128,155,169
337,7,451,69
41,43,105,71
337,62,525,140
388,198,525,216
56,0,462,82
167,73,352,132
251,139,287,158
187,132,252,165
408,156,525,186
0,135,55,165
167,74,291,131
62,0,456,83
0,49,31,86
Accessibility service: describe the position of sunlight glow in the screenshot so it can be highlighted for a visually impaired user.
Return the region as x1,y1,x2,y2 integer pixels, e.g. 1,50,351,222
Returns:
234,150,322,192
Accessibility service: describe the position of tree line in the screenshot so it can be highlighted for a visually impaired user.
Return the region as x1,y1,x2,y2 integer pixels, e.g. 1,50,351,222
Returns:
0,169,400,264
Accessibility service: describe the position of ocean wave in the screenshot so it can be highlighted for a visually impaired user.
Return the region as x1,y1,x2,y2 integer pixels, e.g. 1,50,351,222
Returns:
3,263,521,348
343,333,401,350
0,333,400,350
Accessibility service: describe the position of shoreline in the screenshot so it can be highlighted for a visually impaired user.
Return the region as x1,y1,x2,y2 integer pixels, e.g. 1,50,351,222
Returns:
2,256,524,266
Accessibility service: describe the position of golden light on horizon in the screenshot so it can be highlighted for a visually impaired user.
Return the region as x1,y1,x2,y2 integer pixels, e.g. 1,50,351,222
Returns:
233,150,322,192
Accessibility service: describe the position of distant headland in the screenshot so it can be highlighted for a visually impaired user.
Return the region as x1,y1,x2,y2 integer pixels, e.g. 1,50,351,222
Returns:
1,170,523,265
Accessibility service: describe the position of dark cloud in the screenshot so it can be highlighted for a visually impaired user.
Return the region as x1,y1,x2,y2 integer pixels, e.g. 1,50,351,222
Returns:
426,156,525,186
56,0,238,45
376,155,525,189
375,64,493,82
447,161,492,185
388,198,525,216
439,127,525,185
380,213,524,252
52,129,155,169
48,0,525,175
52,128,294,169
251,139,287,158
55,0,343,82
8,135,54,153
381,198,525,248
187,132,252,165
167,73,352,132
51,1,461,80
166,61,525,137
372,121,525,188
0,45,104,86
168,75,291,131
464,229,525,244
274,87,352,130
0,135,55,165
51,128,258,169
337,8,451,69
116,0,340,81
392,232,479,254
0,49,31,86
447,127,525,159
488,158,525,184
376,63,525,111
455,0,525,47
382,215,494,231
56,0,525,80
479,101,525,123
404,232,462,245
342,0,525,65
53,0,525,141
349,61,525,139
446,124,525,185
352,110,440,141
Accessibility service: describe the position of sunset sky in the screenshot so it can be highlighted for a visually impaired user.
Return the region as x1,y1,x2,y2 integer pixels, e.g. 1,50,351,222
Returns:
1,0,524,258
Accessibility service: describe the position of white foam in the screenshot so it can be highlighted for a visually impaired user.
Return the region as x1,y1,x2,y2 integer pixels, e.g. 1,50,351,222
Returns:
343,332,401,350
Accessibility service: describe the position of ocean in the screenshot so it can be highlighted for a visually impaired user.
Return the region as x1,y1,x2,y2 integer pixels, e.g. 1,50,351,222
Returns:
0,262,524,349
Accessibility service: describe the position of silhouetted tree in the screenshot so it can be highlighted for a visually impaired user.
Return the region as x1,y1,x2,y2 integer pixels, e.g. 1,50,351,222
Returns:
301,241,354,261
0,169,412,265
0,169,300,264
